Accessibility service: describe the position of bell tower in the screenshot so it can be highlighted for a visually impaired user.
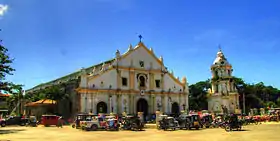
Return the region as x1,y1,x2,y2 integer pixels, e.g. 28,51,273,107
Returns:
208,47,240,114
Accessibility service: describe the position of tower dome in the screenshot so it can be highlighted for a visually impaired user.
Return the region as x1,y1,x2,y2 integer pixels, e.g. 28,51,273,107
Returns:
213,48,229,66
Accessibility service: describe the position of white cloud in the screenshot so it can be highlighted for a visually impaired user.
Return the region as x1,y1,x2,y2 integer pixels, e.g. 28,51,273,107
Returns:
0,4,8,16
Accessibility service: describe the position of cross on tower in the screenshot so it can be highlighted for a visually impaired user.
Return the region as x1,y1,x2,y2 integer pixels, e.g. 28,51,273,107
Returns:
218,44,222,51
138,35,143,42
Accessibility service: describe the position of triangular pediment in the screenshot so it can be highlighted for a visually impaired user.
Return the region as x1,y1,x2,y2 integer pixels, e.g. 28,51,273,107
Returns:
116,42,165,70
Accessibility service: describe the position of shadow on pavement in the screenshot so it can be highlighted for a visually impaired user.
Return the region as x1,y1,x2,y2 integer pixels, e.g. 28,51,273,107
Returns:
227,129,250,132
0,129,26,135
238,129,250,132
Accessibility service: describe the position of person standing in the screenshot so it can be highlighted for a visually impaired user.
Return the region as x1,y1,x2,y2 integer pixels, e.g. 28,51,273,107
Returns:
57,116,63,128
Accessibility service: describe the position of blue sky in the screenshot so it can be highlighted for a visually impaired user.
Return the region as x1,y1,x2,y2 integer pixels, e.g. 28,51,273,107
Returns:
0,0,280,90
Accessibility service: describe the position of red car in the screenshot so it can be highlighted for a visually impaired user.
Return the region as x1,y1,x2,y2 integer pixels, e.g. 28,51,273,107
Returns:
41,115,59,127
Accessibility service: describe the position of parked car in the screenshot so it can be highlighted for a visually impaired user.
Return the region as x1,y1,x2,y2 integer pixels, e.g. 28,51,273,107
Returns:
177,114,191,130
188,114,201,130
121,115,145,131
224,114,242,132
106,118,120,131
72,113,97,129
80,116,107,131
158,115,178,131
0,116,28,127
201,114,213,128
41,115,59,127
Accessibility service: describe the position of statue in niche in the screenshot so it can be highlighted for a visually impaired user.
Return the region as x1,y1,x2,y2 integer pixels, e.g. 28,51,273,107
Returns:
139,76,145,87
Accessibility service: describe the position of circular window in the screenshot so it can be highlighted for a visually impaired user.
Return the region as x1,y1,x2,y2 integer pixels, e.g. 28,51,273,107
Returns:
221,61,224,64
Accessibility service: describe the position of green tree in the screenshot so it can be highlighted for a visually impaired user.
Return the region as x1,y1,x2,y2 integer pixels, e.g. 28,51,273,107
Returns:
0,35,24,114
189,76,280,114
276,98,280,107
0,41,16,93
189,79,211,110
6,84,24,112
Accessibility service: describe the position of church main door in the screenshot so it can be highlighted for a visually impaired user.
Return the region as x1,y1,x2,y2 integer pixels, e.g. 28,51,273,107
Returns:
171,102,180,114
136,98,148,118
97,101,108,114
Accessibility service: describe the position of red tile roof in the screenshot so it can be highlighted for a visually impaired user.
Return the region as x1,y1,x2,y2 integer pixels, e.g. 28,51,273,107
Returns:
0,93,10,97
25,99,57,107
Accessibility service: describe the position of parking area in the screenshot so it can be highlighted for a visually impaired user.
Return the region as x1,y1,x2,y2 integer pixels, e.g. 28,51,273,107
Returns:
0,123,280,141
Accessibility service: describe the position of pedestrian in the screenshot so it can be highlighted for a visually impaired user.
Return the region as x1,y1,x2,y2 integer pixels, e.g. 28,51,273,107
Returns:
57,116,63,128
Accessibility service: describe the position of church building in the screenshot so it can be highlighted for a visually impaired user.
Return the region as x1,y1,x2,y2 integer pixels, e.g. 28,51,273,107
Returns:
207,48,240,114
76,41,189,116
26,40,189,118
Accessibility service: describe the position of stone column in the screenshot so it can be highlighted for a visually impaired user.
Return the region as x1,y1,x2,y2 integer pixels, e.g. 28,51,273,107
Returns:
149,73,155,90
149,94,152,114
116,94,120,114
152,95,155,113
161,95,165,113
128,95,132,114
121,94,124,114
166,95,169,114
129,67,135,90
91,93,94,113
109,94,113,113
185,93,189,113
132,95,135,114
117,70,122,89
80,93,85,113
84,94,88,113
93,93,97,114
179,94,182,112
161,73,165,90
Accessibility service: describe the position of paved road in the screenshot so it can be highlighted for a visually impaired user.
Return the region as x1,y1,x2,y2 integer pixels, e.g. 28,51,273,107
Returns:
0,123,279,141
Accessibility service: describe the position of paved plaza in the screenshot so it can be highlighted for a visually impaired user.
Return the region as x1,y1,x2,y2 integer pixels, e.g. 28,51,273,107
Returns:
0,123,279,141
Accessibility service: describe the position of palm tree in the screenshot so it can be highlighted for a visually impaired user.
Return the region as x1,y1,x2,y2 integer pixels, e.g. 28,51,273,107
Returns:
5,84,24,115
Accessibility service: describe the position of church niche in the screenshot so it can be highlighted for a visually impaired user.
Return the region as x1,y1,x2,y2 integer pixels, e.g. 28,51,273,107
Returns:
139,76,145,87
137,73,148,88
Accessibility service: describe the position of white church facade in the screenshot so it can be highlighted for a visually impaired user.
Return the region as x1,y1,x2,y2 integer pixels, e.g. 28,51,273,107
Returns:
76,42,189,116
207,49,240,114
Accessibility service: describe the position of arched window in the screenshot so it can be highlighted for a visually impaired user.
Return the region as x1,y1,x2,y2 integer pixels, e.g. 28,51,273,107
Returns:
139,76,145,87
